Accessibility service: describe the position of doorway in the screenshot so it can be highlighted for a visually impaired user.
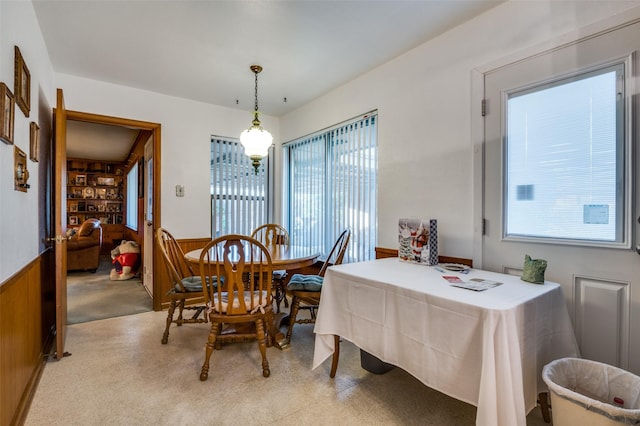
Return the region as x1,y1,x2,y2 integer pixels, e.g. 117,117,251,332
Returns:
62,110,162,322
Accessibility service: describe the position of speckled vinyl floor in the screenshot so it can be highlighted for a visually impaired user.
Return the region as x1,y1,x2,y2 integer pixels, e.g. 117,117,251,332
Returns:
25,310,551,425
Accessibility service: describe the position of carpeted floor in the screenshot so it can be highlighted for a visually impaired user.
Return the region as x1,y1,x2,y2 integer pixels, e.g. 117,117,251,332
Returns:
67,255,153,324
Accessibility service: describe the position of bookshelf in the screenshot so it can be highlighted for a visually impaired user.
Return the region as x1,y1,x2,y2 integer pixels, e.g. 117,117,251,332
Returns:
67,158,126,253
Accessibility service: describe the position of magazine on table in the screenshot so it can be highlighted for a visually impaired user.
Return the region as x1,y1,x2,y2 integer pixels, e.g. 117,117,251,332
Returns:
442,276,502,291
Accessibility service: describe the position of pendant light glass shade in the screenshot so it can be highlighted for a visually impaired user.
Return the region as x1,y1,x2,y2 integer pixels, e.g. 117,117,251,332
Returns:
240,65,273,174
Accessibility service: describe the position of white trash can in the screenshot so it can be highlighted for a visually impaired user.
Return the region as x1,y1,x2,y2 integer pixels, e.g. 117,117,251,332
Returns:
542,358,640,425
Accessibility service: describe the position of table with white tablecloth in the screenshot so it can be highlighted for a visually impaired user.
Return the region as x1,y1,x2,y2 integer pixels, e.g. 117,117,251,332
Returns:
312,258,580,426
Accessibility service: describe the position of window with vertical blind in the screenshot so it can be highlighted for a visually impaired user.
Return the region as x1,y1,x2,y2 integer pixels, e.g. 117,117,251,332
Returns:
284,112,377,262
210,137,270,237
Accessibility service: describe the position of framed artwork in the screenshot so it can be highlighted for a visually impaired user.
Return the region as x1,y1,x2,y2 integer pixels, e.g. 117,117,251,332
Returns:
29,122,39,161
83,187,95,199
14,146,29,192
14,46,30,117
69,216,79,226
75,175,86,186
96,188,106,199
97,176,115,186
0,82,15,144
70,203,78,212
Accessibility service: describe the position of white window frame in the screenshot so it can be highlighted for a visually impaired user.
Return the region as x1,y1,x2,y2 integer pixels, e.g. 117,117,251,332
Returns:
501,58,633,249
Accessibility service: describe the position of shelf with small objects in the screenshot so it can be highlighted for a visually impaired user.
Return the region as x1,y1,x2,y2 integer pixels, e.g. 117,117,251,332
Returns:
67,158,126,253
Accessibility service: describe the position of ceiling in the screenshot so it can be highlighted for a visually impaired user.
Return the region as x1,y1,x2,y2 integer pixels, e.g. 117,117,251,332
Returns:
66,121,141,161
32,0,503,159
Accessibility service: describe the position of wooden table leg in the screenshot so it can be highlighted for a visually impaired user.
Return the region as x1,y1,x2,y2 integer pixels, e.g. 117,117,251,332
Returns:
269,312,291,350
330,335,340,378
538,392,551,423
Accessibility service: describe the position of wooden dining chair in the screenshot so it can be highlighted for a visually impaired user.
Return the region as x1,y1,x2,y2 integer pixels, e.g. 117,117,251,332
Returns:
156,228,208,344
251,224,290,313
284,228,351,345
199,234,275,380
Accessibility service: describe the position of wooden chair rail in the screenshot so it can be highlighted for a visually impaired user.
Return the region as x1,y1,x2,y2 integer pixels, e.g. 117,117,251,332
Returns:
374,247,473,267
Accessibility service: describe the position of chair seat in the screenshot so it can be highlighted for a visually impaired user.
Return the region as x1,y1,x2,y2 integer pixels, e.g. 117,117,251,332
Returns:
174,276,202,293
287,274,324,291
273,270,287,280
211,290,270,313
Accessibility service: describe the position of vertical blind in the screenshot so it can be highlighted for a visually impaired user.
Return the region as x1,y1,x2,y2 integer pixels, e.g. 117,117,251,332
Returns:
285,112,377,262
210,137,268,237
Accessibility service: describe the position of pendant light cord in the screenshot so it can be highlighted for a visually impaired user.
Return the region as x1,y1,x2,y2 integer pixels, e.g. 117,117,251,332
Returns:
254,70,259,113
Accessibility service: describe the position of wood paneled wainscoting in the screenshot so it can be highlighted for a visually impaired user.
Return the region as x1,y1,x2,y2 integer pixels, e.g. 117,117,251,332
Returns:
375,246,473,267
1,251,56,426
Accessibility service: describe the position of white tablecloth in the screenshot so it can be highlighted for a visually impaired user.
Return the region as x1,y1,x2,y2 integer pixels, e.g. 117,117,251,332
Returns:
312,258,580,426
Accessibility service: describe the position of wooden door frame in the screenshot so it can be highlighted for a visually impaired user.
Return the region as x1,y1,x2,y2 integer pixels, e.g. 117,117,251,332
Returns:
54,89,68,359
63,110,162,310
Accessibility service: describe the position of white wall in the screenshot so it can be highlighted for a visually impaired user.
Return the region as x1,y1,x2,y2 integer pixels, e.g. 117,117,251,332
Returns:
56,74,280,240
3,0,638,281
0,1,55,281
280,0,640,260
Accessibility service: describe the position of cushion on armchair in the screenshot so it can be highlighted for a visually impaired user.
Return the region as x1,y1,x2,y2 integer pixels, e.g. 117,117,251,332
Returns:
287,274,324,291
67,218,102,272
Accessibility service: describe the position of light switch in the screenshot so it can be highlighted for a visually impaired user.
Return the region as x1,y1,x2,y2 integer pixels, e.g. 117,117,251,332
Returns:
175,185,184,197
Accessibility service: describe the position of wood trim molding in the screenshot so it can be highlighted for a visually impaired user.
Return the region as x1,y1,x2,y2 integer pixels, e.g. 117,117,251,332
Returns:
375,246,473,267
64,110,163,311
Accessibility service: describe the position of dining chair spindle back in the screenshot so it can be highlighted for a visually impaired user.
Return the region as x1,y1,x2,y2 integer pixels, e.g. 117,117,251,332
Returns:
285,228,351,345
199,234,275,380
156,228,207,344
251,224,290,313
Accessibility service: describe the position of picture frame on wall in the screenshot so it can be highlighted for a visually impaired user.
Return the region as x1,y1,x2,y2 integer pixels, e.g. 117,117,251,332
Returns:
29,122,39,161
14,46,30,117
83,187,95,199
0,82,15,144
97,176,115,186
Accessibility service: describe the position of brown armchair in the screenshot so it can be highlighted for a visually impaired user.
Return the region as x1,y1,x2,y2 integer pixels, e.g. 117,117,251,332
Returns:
67,218,103,272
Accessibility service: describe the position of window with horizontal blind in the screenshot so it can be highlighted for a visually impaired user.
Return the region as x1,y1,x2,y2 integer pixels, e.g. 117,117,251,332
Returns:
284,112,377,262
505,62,626,244
210,137,270,237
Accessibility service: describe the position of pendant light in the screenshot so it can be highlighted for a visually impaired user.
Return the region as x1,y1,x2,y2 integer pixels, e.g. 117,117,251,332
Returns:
240,65,273,174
